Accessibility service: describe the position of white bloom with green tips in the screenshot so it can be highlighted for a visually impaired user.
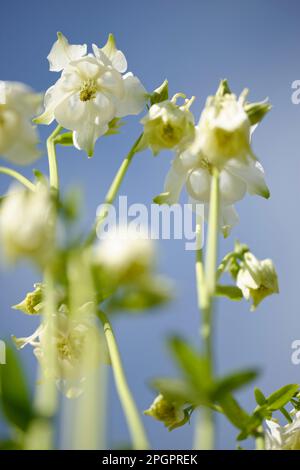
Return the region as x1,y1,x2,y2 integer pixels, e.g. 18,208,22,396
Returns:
36,33,147,156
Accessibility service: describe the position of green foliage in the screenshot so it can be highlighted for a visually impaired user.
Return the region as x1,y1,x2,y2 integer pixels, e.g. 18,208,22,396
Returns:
0,345,34,432
215,284,243,301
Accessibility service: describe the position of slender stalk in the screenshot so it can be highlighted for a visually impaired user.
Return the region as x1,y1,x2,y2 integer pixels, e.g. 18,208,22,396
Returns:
255,427,265,450
205,167,220,296
194,167,220,450
47,125,62,191
85,133,143,245
0,166,36,191
98,310,150,450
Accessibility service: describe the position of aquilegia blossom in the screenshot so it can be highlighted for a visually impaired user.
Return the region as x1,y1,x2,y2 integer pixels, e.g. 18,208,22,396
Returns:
36,33,147,156
157,81,270,235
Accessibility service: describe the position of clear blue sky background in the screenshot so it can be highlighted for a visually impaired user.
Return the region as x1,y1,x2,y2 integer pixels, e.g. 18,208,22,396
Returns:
1,0,300,449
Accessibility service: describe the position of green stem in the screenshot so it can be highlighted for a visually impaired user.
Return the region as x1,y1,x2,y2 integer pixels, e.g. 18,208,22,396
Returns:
255,427,265,450
0,166,36,192
98,310,150,450
194,168,220,450
85,133,143,245
205,167,220,296
47,125,62,191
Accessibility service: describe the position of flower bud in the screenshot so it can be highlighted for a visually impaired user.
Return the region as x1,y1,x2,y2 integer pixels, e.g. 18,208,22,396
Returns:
144,394,185,430
236,252,279,310
12,283,43,315
0,184,55,264
95,225,155,283
140,95,195,155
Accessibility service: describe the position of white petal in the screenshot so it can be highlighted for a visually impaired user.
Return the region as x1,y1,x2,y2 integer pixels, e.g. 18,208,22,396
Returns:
186,168,211,202
163,161,187,204
96,34,128,73
219,169,247,204
35,81,72,125
54,93,86,130
225,157,270,198
220,204,239,237
116,72,147,117
72,100,110,156
98,68,124,100
47,32,87,72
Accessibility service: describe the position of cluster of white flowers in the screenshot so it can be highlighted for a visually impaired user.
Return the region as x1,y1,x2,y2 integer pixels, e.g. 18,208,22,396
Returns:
265,412,300,450
0,81,41,164
36,33,147,156
148,81,270,235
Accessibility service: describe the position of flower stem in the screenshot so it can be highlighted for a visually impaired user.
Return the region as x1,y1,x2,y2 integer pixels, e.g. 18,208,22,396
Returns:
85,133,144,245
255,427,265,450
0,166,36,192
194,167,220,450
98,310,150,450
47,125,62,191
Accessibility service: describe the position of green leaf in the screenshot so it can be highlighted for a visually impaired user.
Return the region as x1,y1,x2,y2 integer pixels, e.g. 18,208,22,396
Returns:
150,79,169,105
266,384,299,411
0,439,22,450
151,378,195,404
0,345,33,431
215,284,243,301
254,387,266,406
218,394,250,431
213,369,258,400
169,337,212,400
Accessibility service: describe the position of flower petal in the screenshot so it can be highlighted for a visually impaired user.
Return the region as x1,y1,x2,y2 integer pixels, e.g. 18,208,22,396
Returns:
47,32,87,72
163,160,187,204
226,157,270,199
116,72,147,117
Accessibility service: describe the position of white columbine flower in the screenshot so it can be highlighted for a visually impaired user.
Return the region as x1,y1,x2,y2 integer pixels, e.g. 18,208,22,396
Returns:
158,85,270,235
0,81,41,164
236,252,279,310
36,32,147,156
265,412,300,450
0,184,54,263
140,95,195,155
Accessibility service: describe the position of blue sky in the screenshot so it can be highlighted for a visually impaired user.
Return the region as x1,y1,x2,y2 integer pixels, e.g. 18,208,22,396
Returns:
1,0,300,449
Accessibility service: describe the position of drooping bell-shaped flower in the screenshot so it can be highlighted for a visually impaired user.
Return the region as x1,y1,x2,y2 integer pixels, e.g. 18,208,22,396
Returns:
144,394,185,430
155,80,270,235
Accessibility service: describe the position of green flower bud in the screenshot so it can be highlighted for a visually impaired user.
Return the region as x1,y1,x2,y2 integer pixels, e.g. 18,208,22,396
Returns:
12,283,43,315
140,95,195,155
144,394,185,430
